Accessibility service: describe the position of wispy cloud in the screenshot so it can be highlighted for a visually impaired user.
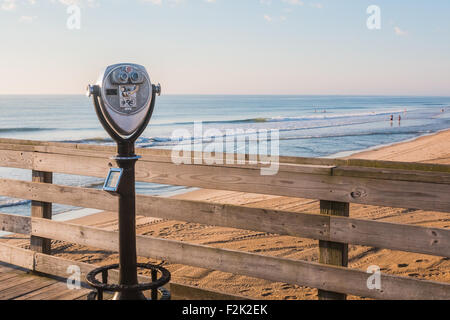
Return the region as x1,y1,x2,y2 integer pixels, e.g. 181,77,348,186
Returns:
1,0,17,11
18,15,37,23
2,0,100,8
263,14,272,23
394,26,407,36
142,0,162,4
282,0,303,5
309,2,323,9
55,0,100,7
142,0,185,6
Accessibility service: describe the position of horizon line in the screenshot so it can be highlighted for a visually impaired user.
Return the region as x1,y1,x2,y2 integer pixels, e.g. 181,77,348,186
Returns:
1,93,450,98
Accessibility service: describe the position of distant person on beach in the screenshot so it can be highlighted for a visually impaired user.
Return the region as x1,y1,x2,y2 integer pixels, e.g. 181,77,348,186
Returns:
390,115,394,121
398,115,401,122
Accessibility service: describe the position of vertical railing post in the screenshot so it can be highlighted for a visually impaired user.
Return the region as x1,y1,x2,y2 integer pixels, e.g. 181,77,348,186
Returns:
30,170,53,254
318,200,349,300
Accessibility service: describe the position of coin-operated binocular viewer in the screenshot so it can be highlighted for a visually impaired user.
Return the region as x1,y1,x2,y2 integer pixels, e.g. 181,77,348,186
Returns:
86,64,170,300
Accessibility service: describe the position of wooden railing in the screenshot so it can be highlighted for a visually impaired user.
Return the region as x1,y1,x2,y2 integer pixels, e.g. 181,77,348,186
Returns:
0,138,449,300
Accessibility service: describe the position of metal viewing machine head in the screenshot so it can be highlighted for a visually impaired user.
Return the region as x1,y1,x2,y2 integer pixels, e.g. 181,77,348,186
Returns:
86,63,170,300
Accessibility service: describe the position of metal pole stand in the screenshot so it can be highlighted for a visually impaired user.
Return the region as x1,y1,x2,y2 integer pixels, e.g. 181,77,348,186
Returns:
86,78,171,300
86,263,171,301
86,143,171,300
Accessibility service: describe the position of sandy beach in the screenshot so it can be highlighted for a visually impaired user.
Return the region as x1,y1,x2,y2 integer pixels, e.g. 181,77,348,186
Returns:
3,129,450,300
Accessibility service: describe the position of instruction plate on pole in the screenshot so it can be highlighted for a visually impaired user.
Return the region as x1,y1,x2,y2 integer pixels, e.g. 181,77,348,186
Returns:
103,168,123,192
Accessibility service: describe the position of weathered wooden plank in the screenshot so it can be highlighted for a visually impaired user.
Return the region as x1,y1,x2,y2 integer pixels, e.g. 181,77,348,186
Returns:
0,277,56,300
28,147,450,183
30,170,52,254
0,179,117,212
23,246,250,300
0,243,34,270
0,272,23,282
15,282,70,300
34,250,109,284
1,137,450,173
135,196,330,241
0,273,25,284
30,218,450,300
3,141,450,212
0,212,31,234
2,138,450,176
0,149,33,170
0,138,339,166
31,152,112,179
1,179,450,257
31,150,334,177
170,282,250,300
0,179,33,200
347,158,450,174
330,216,450,257
29,154,450,212
0,262,26,273
132,163,450,212
333,166,450,184
0,275,38,296
318,200,349,300
1,237,450,300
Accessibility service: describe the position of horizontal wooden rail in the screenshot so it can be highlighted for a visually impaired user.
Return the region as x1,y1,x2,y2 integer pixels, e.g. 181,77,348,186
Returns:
2,138,450,173
23,217,450,300
1,177,450,257
2,139,450,178
2,214,450,299
1,149,450,212
0,213,31,235
0,243,249,300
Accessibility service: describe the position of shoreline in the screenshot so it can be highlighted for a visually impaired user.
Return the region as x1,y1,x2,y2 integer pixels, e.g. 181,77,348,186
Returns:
347,128,450,162
327,128,450,159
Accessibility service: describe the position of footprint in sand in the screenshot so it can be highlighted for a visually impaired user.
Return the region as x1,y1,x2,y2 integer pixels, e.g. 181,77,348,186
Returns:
261,292,272,297
397,263,408,268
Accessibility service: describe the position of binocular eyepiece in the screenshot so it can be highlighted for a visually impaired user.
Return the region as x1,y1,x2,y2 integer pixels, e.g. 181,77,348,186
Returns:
88,63,158,137
112,68,144,85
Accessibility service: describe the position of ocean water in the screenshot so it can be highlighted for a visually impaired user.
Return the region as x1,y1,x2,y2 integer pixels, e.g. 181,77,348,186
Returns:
0,95,449,216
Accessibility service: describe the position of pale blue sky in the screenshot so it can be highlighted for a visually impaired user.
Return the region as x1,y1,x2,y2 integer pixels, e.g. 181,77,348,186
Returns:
0,0,449,95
